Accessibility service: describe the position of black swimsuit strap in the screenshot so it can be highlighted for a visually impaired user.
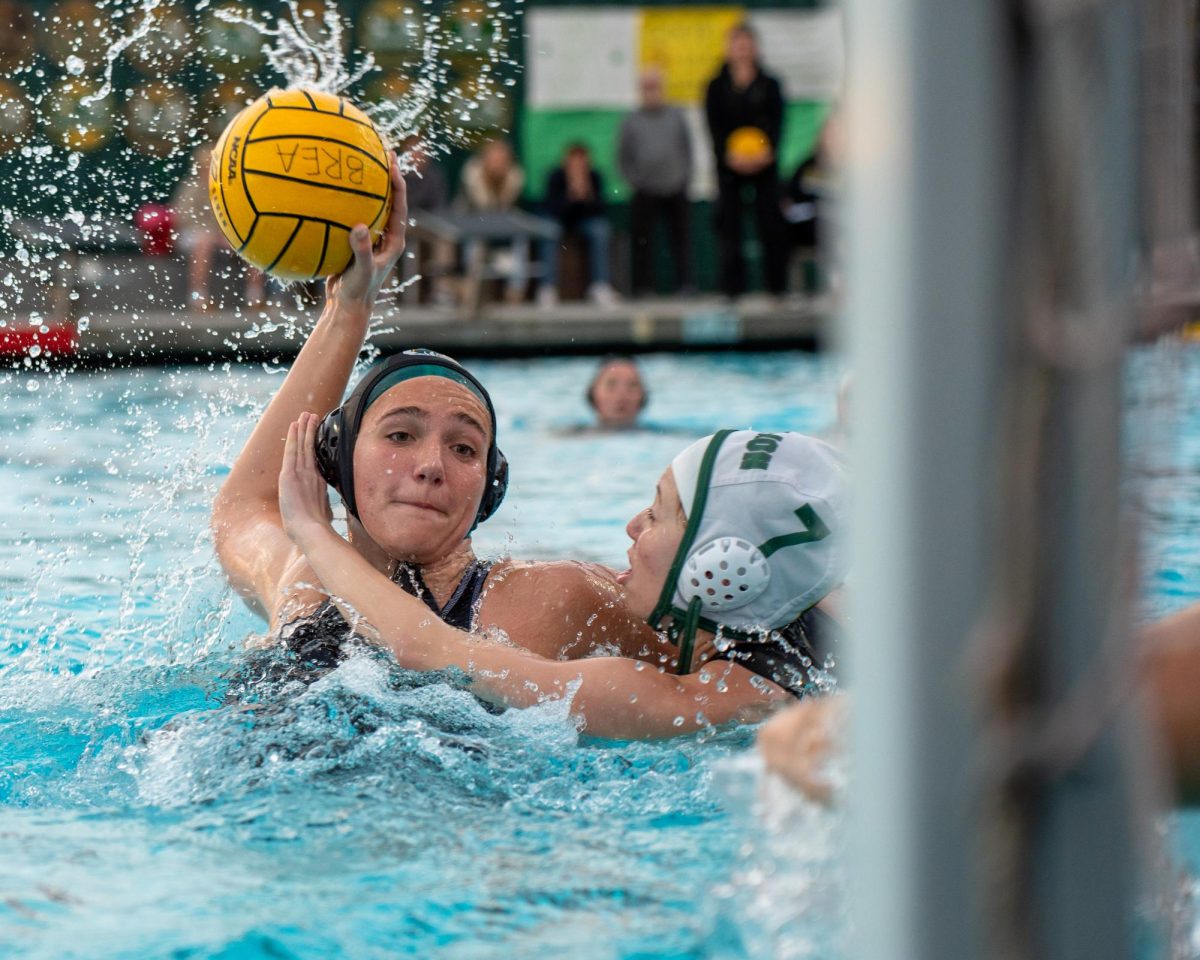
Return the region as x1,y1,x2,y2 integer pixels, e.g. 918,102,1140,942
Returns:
276,559,494,683
711,606,840,698
392,559,493,633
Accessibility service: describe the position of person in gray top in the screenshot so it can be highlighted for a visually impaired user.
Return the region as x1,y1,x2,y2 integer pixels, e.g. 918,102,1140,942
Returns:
618,68,693,296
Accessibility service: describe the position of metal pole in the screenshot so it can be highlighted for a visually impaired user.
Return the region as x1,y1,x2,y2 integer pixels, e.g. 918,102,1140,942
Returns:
1003,0,1145,955
843,0,1008,952
845,0,1147,952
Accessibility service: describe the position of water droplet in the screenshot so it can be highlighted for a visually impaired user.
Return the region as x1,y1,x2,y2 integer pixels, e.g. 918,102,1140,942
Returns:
64,55,85,76
672,716,685,727
28,345,41,358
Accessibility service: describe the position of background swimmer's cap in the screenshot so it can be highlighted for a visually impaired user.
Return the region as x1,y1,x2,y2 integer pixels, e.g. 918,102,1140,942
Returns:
648,430,848,672
315,349,508,527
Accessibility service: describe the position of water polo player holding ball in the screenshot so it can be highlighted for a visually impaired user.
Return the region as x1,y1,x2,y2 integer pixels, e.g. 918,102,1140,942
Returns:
278,423,849,739
212,158,671,669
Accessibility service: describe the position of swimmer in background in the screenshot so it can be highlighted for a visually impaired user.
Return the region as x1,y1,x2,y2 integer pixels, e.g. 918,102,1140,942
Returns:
276,423,848,739
588,355,647,430
562,355,695,436
212,159,670,677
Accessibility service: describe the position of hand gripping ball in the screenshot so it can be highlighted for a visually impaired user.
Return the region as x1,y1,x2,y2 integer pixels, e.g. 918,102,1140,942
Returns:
208,88,393,280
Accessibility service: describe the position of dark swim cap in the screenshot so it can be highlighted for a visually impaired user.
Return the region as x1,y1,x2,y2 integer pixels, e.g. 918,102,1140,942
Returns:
314,349,508,526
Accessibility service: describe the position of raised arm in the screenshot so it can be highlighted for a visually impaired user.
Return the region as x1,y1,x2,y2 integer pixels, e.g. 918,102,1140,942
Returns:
212,158,408,621
278,412,788,738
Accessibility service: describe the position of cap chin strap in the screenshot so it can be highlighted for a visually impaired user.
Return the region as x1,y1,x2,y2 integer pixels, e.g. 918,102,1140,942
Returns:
646,429,734,675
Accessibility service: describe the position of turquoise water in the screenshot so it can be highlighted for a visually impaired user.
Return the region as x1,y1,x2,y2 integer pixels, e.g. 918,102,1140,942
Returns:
0,350,847,959
1131,341,1200,957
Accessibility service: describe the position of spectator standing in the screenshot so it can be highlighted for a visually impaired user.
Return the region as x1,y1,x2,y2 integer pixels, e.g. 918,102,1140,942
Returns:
539,143,619,307
618,68,693,296
704,23,788,298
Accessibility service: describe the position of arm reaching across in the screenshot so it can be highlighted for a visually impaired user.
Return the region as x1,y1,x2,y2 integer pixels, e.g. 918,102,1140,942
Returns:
278,412,789,739
756,606,1200,808
211,157,408,626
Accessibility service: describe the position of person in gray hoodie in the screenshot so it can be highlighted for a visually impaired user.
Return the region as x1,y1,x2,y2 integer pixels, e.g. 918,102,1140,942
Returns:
618,68,693,296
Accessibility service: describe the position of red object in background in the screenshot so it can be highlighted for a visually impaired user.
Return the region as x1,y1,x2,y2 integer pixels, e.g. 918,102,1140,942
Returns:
0,322,78,358
134,203,175,256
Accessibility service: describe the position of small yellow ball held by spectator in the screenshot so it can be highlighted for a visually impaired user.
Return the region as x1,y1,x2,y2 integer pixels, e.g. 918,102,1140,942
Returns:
725,125,771,165
208,87,393,280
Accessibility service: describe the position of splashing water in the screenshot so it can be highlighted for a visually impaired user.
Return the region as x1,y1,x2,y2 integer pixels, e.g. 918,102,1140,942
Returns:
208,0,521,162
1,0,521,340
212,0,376,100
79,0,165,108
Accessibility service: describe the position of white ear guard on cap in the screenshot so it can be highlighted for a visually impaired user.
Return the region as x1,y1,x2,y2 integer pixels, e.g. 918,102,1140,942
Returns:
679,537,771,612
648,429,848,675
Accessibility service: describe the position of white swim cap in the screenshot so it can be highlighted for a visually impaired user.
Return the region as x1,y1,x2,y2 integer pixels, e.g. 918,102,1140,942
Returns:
650,430,848,653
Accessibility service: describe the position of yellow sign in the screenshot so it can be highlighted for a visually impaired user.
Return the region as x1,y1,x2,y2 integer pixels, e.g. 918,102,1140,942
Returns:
638,6,744,106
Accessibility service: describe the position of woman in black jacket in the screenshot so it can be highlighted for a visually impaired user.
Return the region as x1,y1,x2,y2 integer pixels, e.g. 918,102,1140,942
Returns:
704,23,788,298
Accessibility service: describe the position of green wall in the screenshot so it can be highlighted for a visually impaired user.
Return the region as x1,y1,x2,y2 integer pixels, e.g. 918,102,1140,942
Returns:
520,101,829,202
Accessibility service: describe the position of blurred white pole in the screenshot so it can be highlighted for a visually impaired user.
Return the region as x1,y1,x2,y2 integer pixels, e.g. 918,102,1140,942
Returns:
843,0,1007,954
844,0,1146,953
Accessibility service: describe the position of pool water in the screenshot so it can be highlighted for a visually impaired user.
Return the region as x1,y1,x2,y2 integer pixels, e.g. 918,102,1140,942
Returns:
0,349,848,960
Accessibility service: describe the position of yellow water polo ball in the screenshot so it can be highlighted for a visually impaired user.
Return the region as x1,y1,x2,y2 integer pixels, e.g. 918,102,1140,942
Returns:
208,87,393,280
725,126,771,164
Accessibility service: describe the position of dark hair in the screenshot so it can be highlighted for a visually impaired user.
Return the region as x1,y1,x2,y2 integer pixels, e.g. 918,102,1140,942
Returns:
728,21,758,42
585,354,648,411
315,349,508,527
